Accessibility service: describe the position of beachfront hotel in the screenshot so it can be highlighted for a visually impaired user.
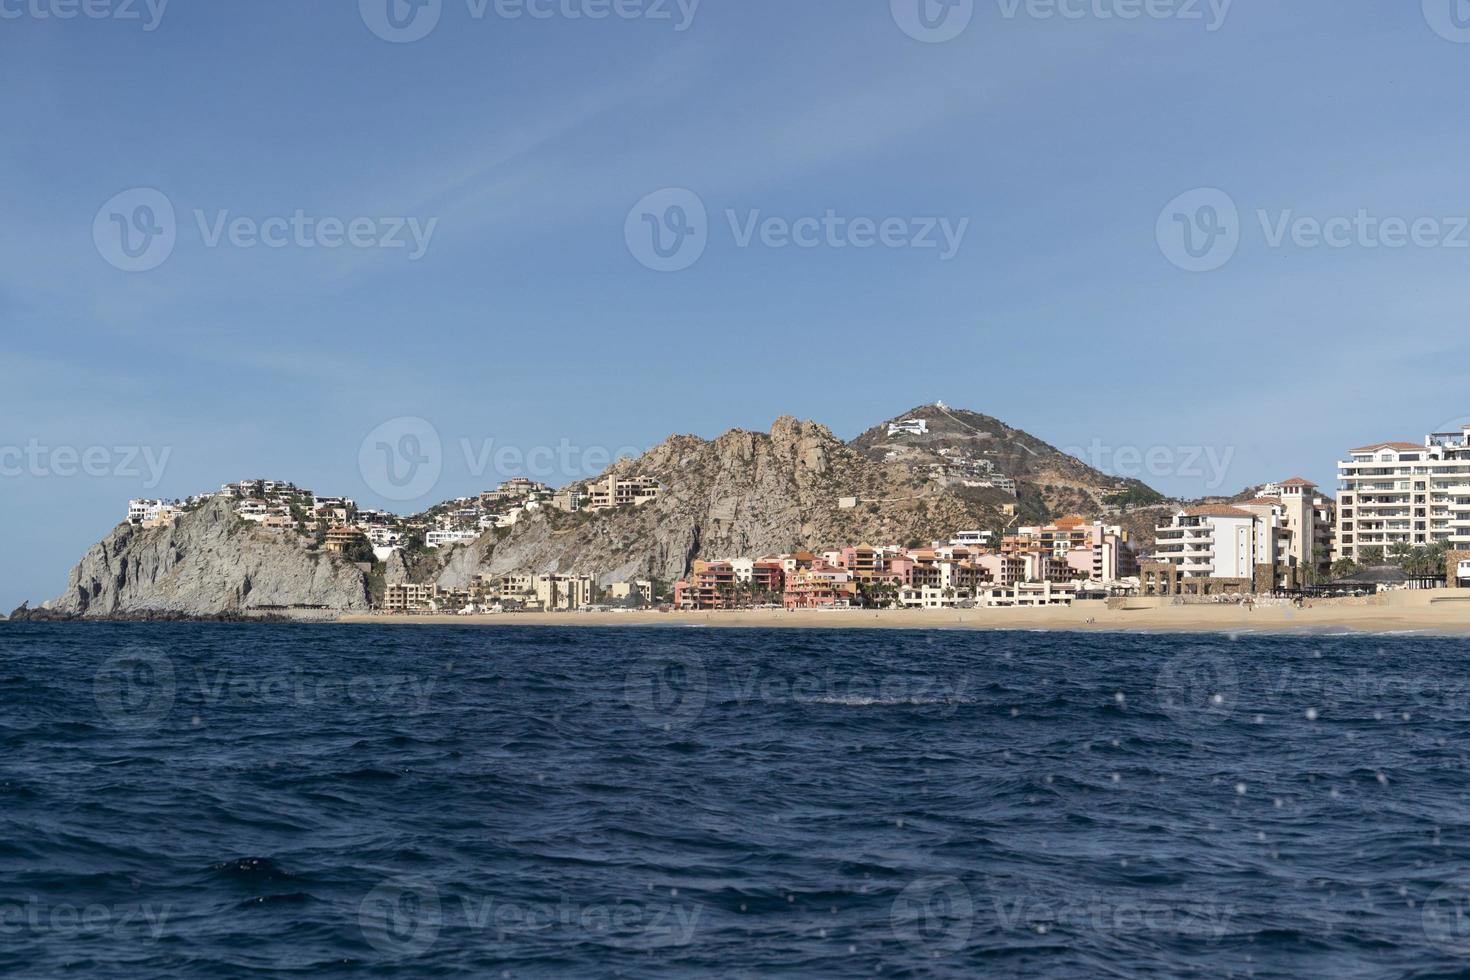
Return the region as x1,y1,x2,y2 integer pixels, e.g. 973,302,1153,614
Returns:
1144,501,1300,596
1335,422,1470,564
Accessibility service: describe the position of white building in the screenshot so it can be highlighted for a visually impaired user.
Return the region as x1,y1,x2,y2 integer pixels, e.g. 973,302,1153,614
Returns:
1336,423,1470,563
1152,504,1294,588
949,530,991,548
888,419,929,437
426,529,481,549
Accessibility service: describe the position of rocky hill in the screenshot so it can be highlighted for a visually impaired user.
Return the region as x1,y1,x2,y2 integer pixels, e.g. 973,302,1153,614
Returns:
26,407,1178,617
26,497,371,619
421,416,1005,589
849,404,1165,522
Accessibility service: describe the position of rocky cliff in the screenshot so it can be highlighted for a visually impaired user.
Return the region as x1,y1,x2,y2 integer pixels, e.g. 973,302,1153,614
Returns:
36,497,371,619
427,416,1005,588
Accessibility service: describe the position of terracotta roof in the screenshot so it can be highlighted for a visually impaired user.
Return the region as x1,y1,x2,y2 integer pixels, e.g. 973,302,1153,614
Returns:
1276,477,1317,487
1350,442,1423,453
1181,505,1255,518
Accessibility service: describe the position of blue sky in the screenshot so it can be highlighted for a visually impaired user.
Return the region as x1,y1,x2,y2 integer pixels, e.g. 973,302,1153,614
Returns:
4,0,1470,610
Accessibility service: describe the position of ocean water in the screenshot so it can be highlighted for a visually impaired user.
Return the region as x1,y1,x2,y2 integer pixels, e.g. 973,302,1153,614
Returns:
3,623,1470,978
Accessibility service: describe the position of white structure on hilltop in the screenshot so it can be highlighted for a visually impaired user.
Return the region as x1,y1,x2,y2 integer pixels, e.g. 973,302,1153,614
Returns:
1335,422,1470,564
888,419,928,437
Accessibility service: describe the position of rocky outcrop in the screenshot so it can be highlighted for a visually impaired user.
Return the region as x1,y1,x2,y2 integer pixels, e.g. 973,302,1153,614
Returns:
440,416,1002,587
850,403,1165,522
33,406,1157,615
41,497,370,619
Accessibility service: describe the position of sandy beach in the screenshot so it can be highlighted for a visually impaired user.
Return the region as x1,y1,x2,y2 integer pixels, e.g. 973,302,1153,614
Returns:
338,592,1470,636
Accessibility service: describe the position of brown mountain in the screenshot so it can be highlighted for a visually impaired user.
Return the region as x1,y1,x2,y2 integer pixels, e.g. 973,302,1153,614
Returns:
848,403,1165,523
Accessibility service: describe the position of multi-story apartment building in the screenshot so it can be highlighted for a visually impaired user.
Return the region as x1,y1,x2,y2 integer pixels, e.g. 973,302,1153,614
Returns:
586,475,661,511
1260,478,1335,571
324,526,369,556
676,560,785,608
1146,503,1299,595
384,582,436,614
497,573,595,611
1335,424,1470,563
1002,517,1138,583
782,565,858,610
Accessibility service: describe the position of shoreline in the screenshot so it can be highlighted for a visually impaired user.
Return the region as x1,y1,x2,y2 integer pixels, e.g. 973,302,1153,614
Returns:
336,597,1470,637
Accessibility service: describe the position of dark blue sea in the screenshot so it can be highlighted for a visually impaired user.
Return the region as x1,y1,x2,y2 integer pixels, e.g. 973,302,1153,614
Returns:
4,623,1470,978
